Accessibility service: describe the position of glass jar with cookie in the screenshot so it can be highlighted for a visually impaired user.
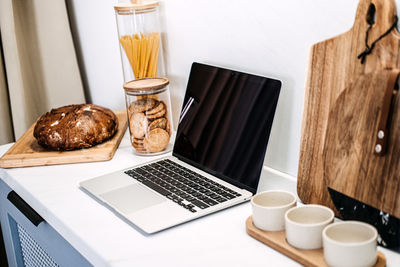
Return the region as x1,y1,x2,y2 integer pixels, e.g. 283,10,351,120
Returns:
124,77,173,155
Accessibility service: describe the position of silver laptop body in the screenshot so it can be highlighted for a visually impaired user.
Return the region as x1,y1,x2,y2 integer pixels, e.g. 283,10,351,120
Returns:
80,62,281,234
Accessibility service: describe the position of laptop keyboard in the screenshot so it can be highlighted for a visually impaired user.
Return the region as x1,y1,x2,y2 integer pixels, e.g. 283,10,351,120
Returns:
124,159,242,213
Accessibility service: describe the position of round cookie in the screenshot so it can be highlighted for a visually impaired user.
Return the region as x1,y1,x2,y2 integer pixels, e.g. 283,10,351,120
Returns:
133,137,144,144
129,98,157,113
145,101,164,116
33,104,118,151
133,141,145,150
130,113,148,138
146,107,166,120
143,128,170,153
166,120,171,136
161,101,169,119
148,118,168,132
133,137,144,147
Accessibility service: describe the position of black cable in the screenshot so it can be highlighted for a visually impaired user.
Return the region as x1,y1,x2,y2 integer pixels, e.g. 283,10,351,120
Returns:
358,16,398,64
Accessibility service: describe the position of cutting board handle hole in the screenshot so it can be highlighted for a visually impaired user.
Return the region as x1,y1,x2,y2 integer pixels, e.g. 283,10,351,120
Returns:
366,3,377,25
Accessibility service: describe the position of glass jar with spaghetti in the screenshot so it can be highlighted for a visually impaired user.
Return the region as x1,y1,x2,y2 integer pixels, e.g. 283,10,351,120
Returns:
124,78,173,155
115,0,166,81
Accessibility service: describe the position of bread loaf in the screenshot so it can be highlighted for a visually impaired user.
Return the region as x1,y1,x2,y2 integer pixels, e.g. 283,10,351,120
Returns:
33,104,118,151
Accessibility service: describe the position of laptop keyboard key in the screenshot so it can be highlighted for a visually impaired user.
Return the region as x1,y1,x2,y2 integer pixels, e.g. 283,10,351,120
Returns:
190,199,209,209
222,193,236,200
215,197,228,203
170,187,180,193
216,189,227,195
197,195,207,200
199,188,208,194
204,190,213,196
180,193,190,199
165,185,175,191
209,193,221,200
184,196,195,202
186,188,196,194
175,191,186,197
203,198,218,206
191,192,202,198
141,180,170,196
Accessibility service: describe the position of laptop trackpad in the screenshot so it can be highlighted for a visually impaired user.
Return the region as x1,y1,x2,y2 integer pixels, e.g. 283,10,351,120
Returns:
100,184,166,214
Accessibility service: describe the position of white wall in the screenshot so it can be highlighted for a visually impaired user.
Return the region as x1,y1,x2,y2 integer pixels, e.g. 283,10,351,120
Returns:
68,0,398,177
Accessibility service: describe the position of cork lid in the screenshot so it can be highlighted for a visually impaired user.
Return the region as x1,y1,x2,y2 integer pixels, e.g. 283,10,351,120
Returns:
114,1,158,13
124,77,169,94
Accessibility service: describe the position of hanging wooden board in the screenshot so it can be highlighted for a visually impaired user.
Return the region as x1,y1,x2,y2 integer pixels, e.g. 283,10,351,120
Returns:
323,70,400,217
0,110,128,168
297,0,400,217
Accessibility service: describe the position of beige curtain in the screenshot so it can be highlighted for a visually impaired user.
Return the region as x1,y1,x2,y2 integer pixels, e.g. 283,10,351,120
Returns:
0,43,13,144
0,0,85,144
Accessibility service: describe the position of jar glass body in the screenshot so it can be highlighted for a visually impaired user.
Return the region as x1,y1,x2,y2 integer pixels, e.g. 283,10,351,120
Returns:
115,5,166,81
124,80,173,155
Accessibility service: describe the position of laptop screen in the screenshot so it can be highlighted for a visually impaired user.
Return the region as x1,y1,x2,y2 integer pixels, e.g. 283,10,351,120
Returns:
173,62,281,194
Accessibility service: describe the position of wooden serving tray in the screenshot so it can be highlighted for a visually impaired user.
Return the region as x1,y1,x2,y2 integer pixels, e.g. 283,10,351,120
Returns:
245,216,386,267
0,110,128,168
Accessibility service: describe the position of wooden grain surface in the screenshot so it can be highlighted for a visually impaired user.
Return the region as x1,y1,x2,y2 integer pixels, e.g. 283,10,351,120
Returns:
323,70,400,217
245,216,386,267
297,0,400,217
0,110,128,168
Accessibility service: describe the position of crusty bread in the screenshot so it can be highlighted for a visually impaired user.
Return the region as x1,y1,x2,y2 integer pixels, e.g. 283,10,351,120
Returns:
33,104,118,151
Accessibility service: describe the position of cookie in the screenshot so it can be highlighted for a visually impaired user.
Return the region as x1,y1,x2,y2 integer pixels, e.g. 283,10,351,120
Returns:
146,107,166,120
145,101,164,116
133,145,148,153
133,141,145,150
148,118,168,132
133,137,144,144
130,112,148,138
129,98,157,113
161,101,169,119
133,138,144,148
143,128,170,153
166,120,171,136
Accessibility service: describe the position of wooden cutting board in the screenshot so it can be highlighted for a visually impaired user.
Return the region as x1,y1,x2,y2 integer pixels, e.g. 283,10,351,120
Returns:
0,110,128,168
323,70,400,217
297,0,400,216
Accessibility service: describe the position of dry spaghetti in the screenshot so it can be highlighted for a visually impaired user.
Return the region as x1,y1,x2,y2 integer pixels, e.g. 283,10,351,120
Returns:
120,32,160,79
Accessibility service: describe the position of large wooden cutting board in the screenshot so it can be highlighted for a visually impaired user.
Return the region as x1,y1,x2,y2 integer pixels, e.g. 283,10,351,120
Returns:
323,70,400,217
297,0,400,217
0,110,128,168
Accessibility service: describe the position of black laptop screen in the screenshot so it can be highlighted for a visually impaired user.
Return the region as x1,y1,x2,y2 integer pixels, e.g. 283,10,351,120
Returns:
173,63,281,194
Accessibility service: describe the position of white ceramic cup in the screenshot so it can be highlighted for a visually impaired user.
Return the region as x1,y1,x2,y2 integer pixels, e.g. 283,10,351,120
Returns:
285,204,334,250
323,221,378,267
251,190,297,231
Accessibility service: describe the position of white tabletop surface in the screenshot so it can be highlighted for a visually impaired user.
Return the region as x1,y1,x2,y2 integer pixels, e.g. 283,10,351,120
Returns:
0,131,399,267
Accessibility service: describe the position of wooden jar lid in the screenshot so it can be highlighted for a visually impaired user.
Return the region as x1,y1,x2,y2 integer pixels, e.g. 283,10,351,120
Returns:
124,78,169,94
114,1,158,13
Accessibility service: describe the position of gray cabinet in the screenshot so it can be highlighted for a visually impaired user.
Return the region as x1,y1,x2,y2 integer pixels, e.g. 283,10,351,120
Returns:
0,179,91,266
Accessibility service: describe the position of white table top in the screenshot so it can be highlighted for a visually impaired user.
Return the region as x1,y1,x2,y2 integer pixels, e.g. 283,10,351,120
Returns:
0,131,399,267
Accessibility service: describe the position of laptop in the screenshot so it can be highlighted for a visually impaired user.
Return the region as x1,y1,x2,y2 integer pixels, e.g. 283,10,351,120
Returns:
80,62,281,233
